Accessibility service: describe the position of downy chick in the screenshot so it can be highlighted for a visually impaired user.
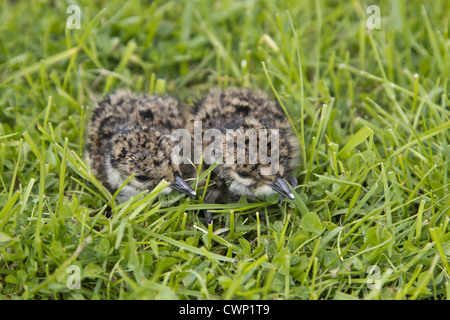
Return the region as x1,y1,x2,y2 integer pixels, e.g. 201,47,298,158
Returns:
87,90,196,202
190,88,300,223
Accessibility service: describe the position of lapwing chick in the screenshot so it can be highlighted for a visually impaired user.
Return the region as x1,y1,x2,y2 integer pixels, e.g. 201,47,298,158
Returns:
87,90,196,202
191,88,300,223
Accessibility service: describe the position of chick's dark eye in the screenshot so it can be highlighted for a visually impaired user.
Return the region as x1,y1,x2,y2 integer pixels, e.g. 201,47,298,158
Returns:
236,171,250,179
135,175,150,183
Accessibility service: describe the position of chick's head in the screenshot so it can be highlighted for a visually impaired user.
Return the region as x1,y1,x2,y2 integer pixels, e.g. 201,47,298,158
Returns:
215,118,298,200
107,124,195,201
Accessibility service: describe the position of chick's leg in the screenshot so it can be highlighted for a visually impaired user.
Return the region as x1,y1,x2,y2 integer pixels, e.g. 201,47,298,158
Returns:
286,175,298,188
202,184,223,225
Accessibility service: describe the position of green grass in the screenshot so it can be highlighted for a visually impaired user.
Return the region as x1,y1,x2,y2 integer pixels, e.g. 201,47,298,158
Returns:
0,0,449,300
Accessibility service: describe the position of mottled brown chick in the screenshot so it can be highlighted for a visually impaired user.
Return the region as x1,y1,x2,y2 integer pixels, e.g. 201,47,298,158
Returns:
87,90,195,202
190,88,300,223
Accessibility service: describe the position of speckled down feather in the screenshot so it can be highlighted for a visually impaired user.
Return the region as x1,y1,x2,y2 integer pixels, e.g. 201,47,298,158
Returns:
86,90,194,202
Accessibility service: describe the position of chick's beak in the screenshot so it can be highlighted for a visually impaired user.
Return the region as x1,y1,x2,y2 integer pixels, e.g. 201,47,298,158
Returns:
171,176,196,197
270,177,295,200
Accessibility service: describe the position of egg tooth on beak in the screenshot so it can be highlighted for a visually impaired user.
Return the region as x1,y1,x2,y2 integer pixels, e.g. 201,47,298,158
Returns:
270,177,295,200
170,176,196,197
